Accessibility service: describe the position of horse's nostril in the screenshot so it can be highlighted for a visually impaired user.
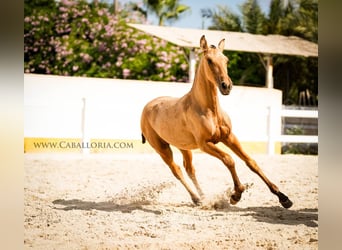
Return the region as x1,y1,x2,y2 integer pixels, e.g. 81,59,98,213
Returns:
221,82,228,90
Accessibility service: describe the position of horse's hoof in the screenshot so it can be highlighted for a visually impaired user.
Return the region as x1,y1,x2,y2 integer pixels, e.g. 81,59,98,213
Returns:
229,194,241,205
230,197,238,205
277,192,293,209
192,197,202,206
280,198,293,209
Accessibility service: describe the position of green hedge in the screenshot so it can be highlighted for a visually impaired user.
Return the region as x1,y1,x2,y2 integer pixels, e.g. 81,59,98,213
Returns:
24,0,189,82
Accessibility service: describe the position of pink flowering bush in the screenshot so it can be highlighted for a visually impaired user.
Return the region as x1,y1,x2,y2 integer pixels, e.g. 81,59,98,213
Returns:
24,0,189,82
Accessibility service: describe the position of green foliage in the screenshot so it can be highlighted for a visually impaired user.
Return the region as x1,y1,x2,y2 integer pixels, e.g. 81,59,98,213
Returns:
24,0,57,17
274,55,318,105
240,0,266,34
294,0,318,43
225,51,265,86
282,125,317,155
208,0,318,105
143,0,190,26
24,0,189,82
208,5,242,31
282,142,317,154
267,0,284,34
286,125,304,136
208,2,266,87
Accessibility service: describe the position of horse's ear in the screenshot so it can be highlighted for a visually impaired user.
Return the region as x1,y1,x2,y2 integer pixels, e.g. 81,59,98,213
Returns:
218,38,225,52
200,35,208,54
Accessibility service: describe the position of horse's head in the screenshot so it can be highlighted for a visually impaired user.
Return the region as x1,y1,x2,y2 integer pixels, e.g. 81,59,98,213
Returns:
200,35,233,95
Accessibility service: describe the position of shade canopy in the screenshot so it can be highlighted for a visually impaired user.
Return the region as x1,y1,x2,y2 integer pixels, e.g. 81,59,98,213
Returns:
128,23,318,57
128,23,318,87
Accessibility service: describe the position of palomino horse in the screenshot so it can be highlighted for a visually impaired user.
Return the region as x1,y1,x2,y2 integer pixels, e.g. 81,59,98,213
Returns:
140,35,293,209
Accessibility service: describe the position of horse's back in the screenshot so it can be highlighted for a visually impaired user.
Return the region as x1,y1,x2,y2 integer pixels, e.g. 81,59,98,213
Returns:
141,96,179,119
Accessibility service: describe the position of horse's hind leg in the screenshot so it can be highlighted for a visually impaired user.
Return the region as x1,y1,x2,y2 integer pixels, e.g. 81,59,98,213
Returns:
144,131,201,205
223,132,293,209
158,145,201,205
180,149,204,199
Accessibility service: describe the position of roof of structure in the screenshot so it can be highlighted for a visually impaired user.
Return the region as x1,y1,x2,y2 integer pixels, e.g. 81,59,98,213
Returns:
128,23,318,57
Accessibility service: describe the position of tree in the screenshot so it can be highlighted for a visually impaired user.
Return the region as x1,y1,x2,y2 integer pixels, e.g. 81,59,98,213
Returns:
262,0,317,42
207,3,264,86
208,0,266,34
241,0,266,34
265,0,318,105
208,5,242,31
207,0,318,105
143,0,190,26
293,0,318,43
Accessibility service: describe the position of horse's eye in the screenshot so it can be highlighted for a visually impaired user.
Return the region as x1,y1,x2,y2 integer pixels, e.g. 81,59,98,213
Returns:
207,58,213,64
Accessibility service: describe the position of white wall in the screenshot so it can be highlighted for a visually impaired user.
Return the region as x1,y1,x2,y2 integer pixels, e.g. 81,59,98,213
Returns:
24,74,282,142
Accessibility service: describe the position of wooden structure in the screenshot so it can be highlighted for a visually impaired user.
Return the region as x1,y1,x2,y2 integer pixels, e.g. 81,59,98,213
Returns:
128,23,318,88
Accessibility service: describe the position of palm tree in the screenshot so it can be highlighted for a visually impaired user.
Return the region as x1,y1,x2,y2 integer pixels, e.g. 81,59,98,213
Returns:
208,0,266,34
143,0,190,26
264,0,317,42
208,5,242,31
241,0,266,34
293,0,318,42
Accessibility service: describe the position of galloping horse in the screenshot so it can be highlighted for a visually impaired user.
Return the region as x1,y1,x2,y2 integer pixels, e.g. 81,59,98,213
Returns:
140,35,293,209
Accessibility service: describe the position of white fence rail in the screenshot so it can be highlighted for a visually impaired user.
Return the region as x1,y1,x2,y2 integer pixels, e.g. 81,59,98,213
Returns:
267,108,318,155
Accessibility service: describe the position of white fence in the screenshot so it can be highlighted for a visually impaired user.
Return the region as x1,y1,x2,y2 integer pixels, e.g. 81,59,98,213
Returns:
25,74,317,154
267,108,318,155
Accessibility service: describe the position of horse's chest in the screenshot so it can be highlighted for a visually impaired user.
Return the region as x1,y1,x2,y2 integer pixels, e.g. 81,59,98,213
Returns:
203,114,229,143
209,125,228,143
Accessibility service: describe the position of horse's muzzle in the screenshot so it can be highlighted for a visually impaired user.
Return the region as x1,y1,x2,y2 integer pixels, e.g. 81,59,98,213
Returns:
220,81,232,95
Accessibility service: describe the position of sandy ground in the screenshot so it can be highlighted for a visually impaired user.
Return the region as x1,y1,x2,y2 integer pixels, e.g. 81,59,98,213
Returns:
24,152,318,249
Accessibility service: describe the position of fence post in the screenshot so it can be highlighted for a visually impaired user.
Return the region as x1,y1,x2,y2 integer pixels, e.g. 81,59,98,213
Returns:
267,106,275,155
189,49,196,83
81,97,90,154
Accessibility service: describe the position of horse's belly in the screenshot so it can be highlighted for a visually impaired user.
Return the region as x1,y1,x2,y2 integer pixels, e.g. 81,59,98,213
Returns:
154,115,198,150
160,129,198,150
144,97,198,150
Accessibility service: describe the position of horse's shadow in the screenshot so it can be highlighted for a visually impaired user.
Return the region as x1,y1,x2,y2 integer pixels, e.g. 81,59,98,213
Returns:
227,205,318,228
52,199,162,215
52,198,317,227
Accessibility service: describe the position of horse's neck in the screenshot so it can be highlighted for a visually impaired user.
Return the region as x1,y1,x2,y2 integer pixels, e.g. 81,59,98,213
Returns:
190,66,220,115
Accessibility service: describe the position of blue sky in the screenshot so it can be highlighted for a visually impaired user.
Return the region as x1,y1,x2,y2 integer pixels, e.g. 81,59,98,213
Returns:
115,0,272,29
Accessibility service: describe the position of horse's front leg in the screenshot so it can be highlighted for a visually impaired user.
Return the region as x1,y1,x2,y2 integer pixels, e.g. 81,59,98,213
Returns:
223,132,293,209
198,141,246,205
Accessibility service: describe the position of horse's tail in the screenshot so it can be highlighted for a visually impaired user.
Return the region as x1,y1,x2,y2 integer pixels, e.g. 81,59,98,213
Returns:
141,133,146,144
